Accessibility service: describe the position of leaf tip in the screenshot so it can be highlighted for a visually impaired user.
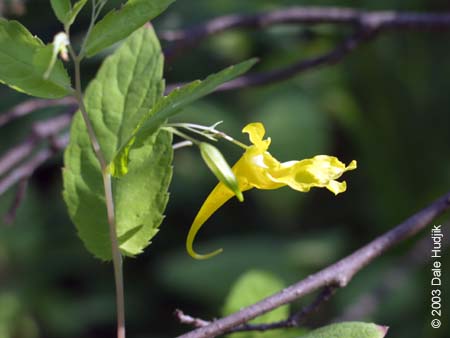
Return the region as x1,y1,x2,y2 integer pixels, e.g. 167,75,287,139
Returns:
377,325,389,337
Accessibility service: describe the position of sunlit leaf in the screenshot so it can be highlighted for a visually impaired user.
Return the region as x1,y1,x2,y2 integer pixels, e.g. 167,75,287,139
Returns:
223,270,288,338
50,0,71,24
67,0,89,27
110,58,257,177
63,26,171,260
84,0,175,57
50,0,87,27
0,19,71,98
299,322,388,338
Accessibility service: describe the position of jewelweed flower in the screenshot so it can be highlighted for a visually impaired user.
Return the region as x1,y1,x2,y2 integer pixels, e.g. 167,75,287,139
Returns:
187,122,357,259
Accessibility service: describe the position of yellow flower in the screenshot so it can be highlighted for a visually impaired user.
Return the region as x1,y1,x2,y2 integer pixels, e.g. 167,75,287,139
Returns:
187,122,357,259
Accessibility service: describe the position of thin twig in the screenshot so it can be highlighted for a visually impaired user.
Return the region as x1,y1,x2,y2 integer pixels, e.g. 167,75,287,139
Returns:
162,8,450,92
218,31,368,92
228,285,337,333
3,9,450,116
0,113,73,178
165,30,368,93
0,134,69,197
173,140,194,150
175,310,211,328
0,97,77,128
3,178,28,224
162,8,450,60
177,191,450,338
336,224,450,321
176,285,336,333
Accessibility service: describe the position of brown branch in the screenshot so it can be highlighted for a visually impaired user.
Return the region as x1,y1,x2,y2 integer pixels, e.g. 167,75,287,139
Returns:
175,310,211,329
0,133,68,198
336,224,450,321
162,7,450,59
0,113,72,217
177,191,450,338
229,285,336,333
176,286,336,333
0,96,77,128
0,113,72,178
162,8,450,91
164,31,367,94
216,31,367,92
3,178,28,224
3,8,450,115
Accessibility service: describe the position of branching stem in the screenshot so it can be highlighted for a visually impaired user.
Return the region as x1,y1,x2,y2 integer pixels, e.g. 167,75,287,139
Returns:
67,5,126,338
165,122,249,150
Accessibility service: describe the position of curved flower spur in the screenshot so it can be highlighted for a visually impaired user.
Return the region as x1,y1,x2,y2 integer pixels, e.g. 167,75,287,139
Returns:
187,122,357,259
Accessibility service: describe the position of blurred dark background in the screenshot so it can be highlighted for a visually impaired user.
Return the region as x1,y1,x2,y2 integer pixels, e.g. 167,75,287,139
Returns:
1,0,449,337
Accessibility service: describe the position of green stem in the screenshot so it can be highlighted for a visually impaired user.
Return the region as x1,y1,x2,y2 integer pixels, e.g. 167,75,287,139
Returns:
165,123,249,150
70,38,126,338
103,171,126,338
78,0,108,59
163,126,201,145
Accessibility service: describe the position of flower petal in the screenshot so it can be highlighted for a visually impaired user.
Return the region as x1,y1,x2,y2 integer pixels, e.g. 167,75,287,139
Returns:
270,156,357,195
242,122,271,150
186,176,253,259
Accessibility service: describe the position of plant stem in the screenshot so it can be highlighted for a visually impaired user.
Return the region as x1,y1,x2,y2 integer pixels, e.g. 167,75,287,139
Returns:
70,42,126,338
165,123,249,150
103,171,126,338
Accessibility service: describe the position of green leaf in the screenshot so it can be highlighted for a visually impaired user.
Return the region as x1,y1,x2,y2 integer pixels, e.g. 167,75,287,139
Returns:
0,19,71,98
50,0,71,24
84,0,175,57
223,270,288,338
110,58,257,177
199,142,243,202
67,0,89,27
63,26,172,260
51,0,88,27
299,322,388,338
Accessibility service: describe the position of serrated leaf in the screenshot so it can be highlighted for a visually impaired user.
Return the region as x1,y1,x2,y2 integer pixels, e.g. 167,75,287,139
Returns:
50,0,71,24
223,270,288,338
63,26,172,260
110,58,257,177
299,322,388,338
0,19,71,98
84,0,175,57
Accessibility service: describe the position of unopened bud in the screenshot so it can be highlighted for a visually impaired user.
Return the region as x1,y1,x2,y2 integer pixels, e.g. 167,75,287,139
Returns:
199,142,243,202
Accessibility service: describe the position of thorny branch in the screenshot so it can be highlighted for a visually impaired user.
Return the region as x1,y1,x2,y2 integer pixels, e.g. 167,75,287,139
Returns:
176,192,450,338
